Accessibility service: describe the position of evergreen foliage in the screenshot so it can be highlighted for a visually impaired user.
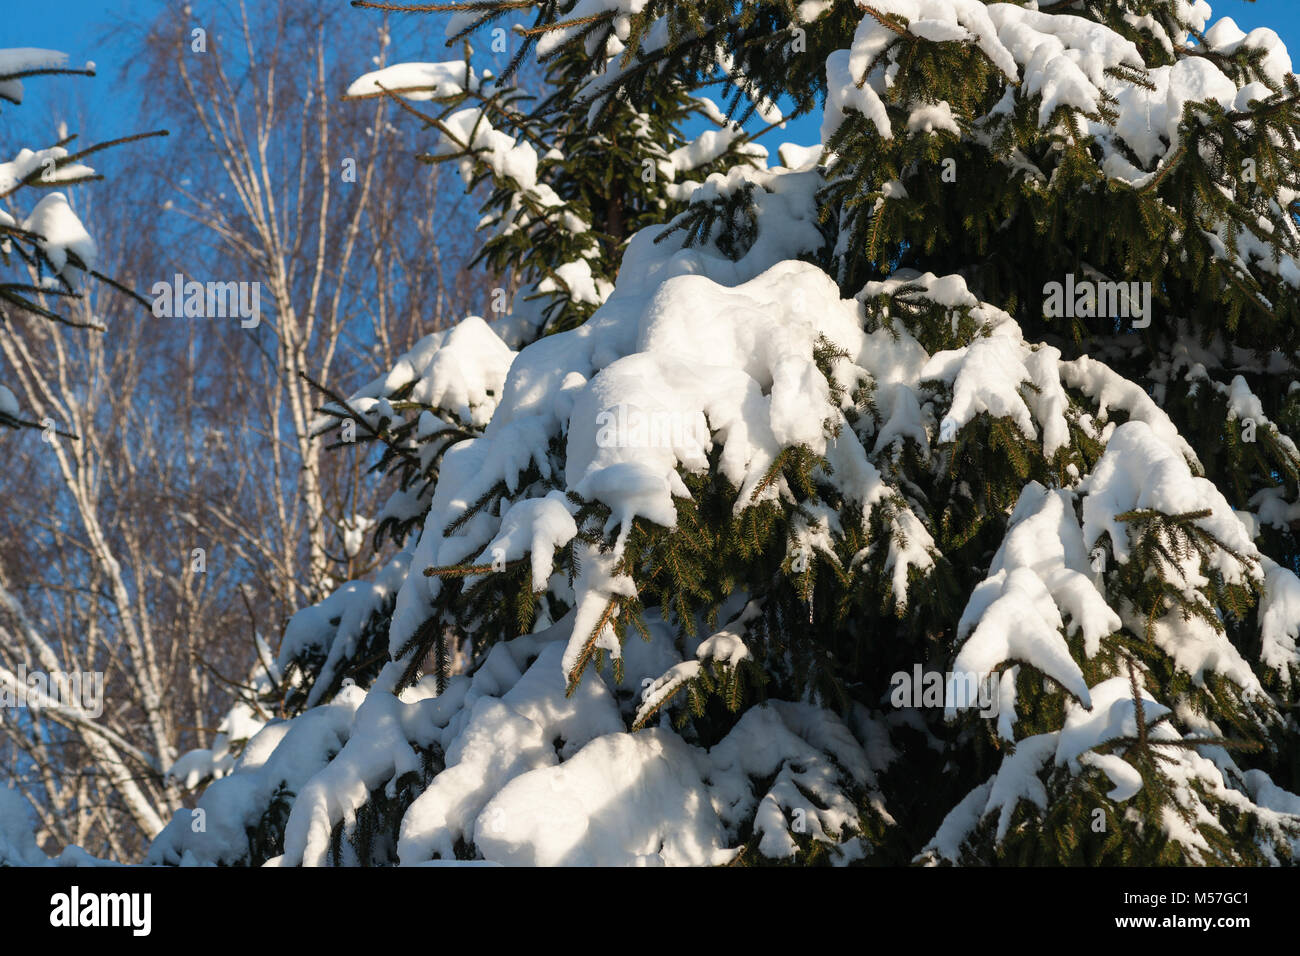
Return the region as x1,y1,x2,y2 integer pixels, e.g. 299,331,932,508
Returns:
152,0,1300,867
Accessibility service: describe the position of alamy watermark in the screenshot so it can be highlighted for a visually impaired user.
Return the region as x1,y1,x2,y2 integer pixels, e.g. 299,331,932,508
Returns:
1043,274,1151,329
50,886,150,936
150,273,261,328
595,404,710,450
889,664,999,718
1,666,104,718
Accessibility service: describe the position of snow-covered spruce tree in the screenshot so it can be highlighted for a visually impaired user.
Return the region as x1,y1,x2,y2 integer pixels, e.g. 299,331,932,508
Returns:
303,18,771,566
150,4,773,840
151,0,1300,866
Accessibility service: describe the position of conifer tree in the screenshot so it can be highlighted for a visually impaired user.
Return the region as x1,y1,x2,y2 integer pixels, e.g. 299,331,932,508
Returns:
152,0,1300,867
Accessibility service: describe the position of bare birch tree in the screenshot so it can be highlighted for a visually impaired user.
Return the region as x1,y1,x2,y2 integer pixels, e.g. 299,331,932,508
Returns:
0,0,488,858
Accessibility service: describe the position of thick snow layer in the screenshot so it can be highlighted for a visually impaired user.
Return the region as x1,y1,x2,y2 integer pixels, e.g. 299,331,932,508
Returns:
568,261,850,537
1104,57,1238,176
279,551,412,709
982,733,1055,841
1205,18,1293,86
1259,557,1300,686
474,729,733,866
314,309,518,539
1080,751,1144,801
166,697,268,790
152,609,883,865
824,0,1300,274
950,484,1120,716
22,192,96,276
707,702,878,859
660,126,766,180
396,633,623,863
437,108,540,191
0,48,73,104
469,697,879,866
1056,677,1171,768
1081,422,1262,690
920,778,994,863
924,677,1210,861
923,316,1038,445
867,272,1075,458
345,61,477,101
0,146,94,194
407,317,515,426
475,491,578,592
826,0,1142,141
907,100,960,136
951,563,1091,713
1082,420,1257,575
536,0,649,59
149,687,368,865
1059,357,1197,464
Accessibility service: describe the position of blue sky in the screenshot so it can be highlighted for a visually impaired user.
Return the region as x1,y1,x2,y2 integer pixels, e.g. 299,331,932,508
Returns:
5,1,1299,171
